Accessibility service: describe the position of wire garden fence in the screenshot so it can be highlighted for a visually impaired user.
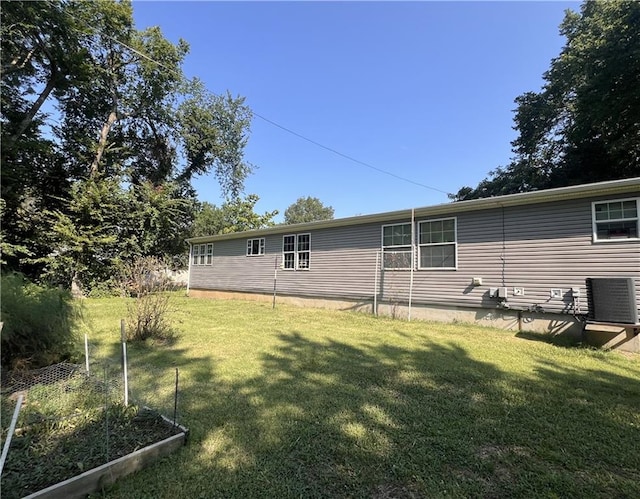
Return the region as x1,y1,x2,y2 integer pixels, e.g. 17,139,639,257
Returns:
0,320,183,490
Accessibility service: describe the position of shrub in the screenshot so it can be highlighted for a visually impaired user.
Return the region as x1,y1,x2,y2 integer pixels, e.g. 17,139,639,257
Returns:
0,272,81,369
120,257,176,342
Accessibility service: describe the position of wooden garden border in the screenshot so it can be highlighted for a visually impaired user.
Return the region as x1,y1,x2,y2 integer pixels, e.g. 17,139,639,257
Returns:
22,419,188,499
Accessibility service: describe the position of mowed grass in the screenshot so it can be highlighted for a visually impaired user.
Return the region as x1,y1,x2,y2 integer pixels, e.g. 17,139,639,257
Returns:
82,295,640,498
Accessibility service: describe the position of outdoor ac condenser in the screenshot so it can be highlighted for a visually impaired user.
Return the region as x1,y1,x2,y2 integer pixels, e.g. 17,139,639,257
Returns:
586,277,639,324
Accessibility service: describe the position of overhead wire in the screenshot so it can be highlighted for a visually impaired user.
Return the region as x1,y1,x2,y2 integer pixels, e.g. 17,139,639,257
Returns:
55,4,452,196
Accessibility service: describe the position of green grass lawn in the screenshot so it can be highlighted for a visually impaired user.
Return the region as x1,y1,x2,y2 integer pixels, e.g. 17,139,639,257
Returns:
81,295,640,498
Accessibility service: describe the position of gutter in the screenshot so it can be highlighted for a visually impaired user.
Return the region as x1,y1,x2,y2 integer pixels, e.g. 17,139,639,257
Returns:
187,177,640,244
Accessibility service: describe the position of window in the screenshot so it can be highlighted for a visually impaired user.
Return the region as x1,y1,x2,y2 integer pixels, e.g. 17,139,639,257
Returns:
247,238,265,256
283,235,295,269
191,243,213,265
206,243,213,265
297,234,310,269
282,233,311,270
592,198,639,241
192,245,199,265
418,218,456,269
382,223,412,269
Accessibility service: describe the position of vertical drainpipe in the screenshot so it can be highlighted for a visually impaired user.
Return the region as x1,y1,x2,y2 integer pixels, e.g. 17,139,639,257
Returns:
500,204,506,289
186,242,192,295
408,208,415,321
373,250,380,316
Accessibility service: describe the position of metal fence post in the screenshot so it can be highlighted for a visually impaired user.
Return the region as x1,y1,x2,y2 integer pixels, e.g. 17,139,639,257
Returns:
0,394,24,475
121,319,129,406
84,333,90,374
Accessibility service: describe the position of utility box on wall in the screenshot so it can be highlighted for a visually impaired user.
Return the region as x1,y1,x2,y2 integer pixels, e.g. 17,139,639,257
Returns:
586,278,639,324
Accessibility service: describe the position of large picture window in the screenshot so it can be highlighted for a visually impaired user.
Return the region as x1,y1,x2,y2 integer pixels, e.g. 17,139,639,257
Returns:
592,198,639,241
247,238,265,256
418,218,456,269
382,223,412,269
192,243,213,266
282,233,311,270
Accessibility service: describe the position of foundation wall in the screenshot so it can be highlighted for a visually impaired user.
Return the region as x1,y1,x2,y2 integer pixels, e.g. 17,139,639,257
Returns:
187,288,640,352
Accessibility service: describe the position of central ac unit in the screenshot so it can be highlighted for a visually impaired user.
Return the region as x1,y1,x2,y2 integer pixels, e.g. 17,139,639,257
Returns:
586,277,639,324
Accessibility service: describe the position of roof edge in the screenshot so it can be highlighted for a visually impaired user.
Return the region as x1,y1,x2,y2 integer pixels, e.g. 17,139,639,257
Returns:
187,177,640,244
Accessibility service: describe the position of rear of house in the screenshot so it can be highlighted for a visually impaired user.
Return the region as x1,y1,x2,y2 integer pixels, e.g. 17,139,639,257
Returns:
187,178,640,351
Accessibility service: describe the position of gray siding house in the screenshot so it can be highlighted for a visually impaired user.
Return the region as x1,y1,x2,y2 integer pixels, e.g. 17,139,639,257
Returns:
187,178,640,351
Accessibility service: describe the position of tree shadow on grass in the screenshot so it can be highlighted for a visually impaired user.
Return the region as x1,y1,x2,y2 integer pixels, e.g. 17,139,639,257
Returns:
515,330,583,348
98,328,640,499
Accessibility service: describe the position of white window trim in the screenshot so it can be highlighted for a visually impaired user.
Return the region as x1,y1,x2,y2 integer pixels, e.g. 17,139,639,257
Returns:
246,237,265,256
296,233,311,270
381,222,413,270
282,234,296,270
282,233,311,271
191,243,213,266
417,217,458,270
206,243,213,265
591,197,640,243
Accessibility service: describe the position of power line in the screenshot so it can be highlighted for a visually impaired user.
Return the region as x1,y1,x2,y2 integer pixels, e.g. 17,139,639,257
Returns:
254,114,450,194
57,4,451,196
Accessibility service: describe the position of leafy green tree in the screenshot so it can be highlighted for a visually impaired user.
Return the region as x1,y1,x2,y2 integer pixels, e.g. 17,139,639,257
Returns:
36,176,196,293
0,0,83,274
0,0,85,151
191,195,278,236
177,80,254,198
284,196,335,224
1,0,255,291
453,1,640,201
37,176,128,291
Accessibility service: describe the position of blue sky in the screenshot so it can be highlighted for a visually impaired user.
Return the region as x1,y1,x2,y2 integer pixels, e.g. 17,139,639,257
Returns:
133,0,580,221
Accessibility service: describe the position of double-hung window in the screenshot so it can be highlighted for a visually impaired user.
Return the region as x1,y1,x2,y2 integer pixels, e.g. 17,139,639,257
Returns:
382,223,413,269
247,238,265,256
192,243,213,265
592,198,639,241
282,233,311,270
418,218,456,269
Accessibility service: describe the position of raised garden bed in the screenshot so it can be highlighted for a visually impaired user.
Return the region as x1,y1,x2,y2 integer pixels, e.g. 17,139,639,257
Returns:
1,405,187,499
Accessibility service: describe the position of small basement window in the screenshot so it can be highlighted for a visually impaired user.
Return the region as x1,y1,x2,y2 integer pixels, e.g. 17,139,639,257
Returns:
247,238,265,256
592,198,639,241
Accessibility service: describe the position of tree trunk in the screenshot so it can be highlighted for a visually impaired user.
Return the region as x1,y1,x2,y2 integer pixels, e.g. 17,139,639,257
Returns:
89,109,118,178
5,76,56,150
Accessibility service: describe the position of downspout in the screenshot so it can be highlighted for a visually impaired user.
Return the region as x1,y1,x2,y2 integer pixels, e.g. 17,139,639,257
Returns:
408,208,415,321
272,255,278,309
373,250,380,316
186,242,192,295
500,204,506,289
